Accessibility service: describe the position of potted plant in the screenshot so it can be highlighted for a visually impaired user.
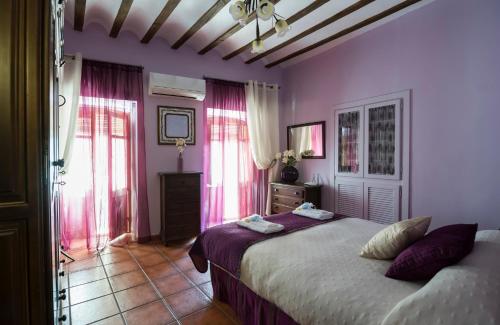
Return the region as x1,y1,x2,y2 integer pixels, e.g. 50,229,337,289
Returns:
176,138,186,172
275,150,301,183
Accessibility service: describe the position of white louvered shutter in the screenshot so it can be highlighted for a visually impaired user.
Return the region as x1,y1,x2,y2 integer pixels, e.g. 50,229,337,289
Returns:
335,180,363,218
363,183,400,224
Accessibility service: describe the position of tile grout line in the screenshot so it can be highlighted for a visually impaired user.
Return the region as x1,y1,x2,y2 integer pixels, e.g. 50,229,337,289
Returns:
153,246,198,286
68,243,238,324
153,246,208,323
68,255,138,288
155,245,221,319
68,250,159,288
126,246,181,324
96,250,128,325
153,245,238,324
67,248,133,273
67,265,196,308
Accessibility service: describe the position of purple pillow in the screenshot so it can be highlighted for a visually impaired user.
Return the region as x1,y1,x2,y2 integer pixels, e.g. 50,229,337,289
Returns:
385,223,478,281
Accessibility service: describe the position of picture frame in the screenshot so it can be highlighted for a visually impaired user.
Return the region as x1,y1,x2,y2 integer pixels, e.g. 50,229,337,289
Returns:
158,106,196,145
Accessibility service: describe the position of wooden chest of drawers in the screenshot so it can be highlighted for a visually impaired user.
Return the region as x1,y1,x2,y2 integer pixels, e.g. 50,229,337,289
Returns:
270,182,322,214
159,172,202,242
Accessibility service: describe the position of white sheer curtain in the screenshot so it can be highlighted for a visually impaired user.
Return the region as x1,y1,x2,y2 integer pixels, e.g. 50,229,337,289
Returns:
295,126,312,155
59,53,82,172
245,80,280,215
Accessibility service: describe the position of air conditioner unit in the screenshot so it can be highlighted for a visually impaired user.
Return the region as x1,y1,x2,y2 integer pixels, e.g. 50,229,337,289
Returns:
148,72,206,101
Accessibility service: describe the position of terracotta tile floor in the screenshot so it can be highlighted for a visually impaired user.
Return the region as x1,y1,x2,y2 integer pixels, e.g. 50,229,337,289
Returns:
62,241,240,325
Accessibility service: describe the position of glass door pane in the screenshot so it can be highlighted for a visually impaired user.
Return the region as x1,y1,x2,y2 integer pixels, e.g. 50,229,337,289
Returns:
337,108,362,176
365,100,401,179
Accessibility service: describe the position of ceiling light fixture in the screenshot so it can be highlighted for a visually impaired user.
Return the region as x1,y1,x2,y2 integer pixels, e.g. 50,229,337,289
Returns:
229,0,290,54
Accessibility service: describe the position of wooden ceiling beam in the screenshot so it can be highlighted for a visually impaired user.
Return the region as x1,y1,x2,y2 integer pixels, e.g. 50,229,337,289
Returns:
223,0,329,61
141,0,181,44
198,0,281,55
266,0,422,68
245,0,374,64
172,0,231,50
74,0,86,31
109,0,134,38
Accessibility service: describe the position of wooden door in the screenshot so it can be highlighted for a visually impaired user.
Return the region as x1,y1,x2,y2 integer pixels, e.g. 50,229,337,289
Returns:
0,0,52,323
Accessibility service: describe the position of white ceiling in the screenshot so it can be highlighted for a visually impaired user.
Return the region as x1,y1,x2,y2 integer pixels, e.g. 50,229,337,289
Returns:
64,0,432,68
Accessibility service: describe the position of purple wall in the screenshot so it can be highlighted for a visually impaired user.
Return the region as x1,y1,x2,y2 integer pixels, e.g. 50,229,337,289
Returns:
280,0,500,229
64,24,283,235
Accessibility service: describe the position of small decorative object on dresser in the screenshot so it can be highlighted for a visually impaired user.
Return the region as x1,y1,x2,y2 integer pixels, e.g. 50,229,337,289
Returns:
270,182,321,214
159,172,202,242
175,138,186,172
276,150,301,183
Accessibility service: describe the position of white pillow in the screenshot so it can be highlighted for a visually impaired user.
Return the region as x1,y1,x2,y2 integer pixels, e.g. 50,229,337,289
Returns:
360,216,431,259
382,230,500,325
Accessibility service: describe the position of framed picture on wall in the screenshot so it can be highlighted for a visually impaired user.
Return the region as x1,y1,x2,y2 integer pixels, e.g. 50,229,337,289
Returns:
158,106,196,145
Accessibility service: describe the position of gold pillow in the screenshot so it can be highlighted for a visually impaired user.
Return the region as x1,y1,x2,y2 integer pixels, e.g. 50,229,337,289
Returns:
360,216,432,259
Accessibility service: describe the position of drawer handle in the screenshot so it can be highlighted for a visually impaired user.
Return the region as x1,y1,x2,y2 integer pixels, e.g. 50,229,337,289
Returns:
294,201,299,205
274,188,279,192
274,197,278,201
294,191,300,195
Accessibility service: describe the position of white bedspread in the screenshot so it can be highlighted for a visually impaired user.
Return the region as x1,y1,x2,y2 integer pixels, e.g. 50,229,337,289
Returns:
381,230,500,325
240,218,424,325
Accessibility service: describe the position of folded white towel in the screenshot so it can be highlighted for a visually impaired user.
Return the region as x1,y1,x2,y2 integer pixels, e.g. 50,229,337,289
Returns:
237,216,284,234
293,209,334,220
296,202,316,210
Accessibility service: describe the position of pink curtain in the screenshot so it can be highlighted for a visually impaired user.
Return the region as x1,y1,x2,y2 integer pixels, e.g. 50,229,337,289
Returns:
60,59,150,250
202,79,266,230
311,124,323,156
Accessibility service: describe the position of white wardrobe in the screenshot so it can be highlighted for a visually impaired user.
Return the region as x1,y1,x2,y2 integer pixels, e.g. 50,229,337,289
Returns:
333,91,410,223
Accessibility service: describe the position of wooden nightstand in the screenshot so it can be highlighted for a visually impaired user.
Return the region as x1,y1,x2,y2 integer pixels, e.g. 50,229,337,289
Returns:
270,182,322,214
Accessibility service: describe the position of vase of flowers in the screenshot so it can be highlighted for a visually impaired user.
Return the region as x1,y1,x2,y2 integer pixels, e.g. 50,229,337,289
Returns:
276,150,301,183
175,138,186,172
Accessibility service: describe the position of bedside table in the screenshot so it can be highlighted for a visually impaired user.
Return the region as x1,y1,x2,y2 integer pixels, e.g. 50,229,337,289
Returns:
270,182,321,214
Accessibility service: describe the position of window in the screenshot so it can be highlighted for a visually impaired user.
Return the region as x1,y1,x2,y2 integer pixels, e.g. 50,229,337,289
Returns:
207,108,254,223
63,97,134,237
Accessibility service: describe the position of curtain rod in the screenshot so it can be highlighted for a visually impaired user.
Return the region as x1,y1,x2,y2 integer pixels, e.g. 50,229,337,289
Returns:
203,75,280,90
63,54,144,70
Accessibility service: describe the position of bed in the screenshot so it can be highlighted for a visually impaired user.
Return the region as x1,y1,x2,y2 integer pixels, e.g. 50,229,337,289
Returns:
189,213,500,325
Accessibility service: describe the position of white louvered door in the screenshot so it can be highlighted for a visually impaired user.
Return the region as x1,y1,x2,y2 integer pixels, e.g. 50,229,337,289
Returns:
364,183,401,224
335,180,363,218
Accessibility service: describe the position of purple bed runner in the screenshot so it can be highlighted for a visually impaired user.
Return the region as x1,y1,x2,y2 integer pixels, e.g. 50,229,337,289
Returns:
189,212,343,278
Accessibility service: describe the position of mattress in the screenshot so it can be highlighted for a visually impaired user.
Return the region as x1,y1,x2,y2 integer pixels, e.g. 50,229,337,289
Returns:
239,217,424,325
